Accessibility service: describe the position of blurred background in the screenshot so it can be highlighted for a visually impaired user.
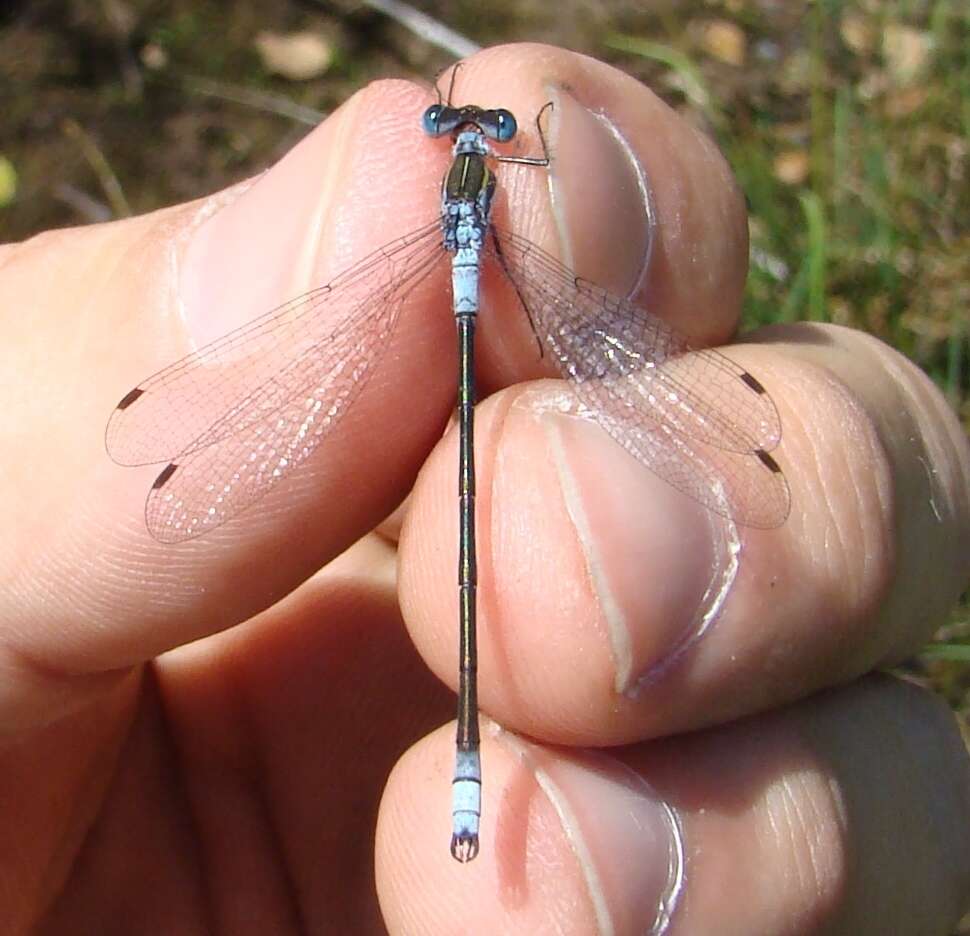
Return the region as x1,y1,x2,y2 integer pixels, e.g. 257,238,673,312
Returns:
0,3,967,716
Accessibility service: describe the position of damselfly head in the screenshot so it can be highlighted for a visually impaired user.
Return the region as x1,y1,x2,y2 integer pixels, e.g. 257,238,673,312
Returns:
422,104,518,143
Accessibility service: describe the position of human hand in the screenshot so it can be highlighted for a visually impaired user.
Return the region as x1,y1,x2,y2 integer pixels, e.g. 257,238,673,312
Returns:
3,44,969,935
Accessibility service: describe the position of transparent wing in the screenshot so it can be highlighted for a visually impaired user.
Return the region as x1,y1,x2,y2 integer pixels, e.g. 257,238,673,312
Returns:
588,409,790,529
491,227,790,528
107,221,449,542
106,219,443,467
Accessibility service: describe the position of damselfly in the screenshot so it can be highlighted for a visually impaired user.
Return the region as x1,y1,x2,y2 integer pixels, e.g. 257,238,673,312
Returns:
106,73,790,863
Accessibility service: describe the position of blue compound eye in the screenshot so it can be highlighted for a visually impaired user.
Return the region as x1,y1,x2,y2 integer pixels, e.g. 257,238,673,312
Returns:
493,109,517,142
422,104,444,136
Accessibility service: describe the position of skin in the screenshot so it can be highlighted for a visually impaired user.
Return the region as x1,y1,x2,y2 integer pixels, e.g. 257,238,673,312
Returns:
1,43,968,935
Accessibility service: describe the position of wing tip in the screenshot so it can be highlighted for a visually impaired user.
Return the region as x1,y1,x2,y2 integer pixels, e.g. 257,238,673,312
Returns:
152,463,179,490
105,386,147,463
755,449,782,474
745,451,792,529
739,371,767,395
116,386,146,410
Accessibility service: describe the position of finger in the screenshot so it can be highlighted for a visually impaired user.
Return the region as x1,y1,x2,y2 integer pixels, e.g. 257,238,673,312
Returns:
440,44,748,390
402,325,969,745
377,677,970,935
1,79,458,708
30,537,453,931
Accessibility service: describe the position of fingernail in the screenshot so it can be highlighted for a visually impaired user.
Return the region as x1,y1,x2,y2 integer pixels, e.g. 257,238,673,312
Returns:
544,87,655,300
539,399,738,696
500,729,684,935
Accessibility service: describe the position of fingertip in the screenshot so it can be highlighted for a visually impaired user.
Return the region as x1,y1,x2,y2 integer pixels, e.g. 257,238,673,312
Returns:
377,722,684,935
